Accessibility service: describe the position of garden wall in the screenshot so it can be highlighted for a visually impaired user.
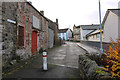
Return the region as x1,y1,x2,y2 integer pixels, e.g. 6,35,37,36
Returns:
78,54,111,79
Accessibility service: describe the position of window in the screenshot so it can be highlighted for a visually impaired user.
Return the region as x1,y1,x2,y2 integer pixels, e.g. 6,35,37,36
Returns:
33,15,40,30
96,34,99,39
18,26,24,46
93,35,94,39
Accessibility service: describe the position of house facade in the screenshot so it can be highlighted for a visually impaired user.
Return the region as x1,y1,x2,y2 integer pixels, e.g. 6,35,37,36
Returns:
73,25,80,41
1,2,59,68
59,28,72,41
103,9,120,42
73,24,100,41
86,30,104,42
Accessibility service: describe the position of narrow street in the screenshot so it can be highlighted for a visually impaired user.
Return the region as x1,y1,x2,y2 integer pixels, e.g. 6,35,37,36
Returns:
48,42,86,68
4,42,86,79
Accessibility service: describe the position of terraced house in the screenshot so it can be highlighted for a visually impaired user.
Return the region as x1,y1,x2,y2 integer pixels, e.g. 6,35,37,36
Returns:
1,1,59,68
103,9,120,42
59,28,72,41
73,24,100,41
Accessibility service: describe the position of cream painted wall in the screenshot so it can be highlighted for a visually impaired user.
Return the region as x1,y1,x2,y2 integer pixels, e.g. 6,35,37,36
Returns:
118,1,120,8
66,29,72,39
88,33,103,42
118,2,120,39
103,11,118,42
118,15,120,39
80,27,83,40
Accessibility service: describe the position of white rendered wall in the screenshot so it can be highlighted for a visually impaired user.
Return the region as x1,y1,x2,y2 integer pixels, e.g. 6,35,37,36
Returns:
103,11,118,42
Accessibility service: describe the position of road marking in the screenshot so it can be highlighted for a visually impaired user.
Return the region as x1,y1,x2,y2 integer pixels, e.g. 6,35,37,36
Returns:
52,54,66,60
48,63,78,69
53,57,65,60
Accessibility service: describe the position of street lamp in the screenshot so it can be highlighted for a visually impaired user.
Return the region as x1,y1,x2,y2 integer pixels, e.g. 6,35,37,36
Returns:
99,0,103,54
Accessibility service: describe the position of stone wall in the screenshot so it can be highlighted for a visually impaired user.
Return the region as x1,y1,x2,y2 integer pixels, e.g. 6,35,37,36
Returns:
54,23,59,45
1,2,58,69
16,2,32,59
78,54,111,79
43,18,49,50
0,2,2,80
2,2,17,67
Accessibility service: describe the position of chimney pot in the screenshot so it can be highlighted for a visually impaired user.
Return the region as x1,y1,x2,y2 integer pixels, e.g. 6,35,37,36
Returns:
40,11,44,15
56,18,58,25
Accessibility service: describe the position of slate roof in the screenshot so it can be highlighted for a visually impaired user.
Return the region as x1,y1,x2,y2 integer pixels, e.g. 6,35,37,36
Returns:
59,28,69,33
110,9,120,17
102,9,120,25
48,19,55,30
86,29,103,37
27,2,49,21
75,24,100,30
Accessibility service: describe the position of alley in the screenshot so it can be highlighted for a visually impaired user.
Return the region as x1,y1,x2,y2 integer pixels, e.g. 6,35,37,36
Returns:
48,42,86,68
4,42,86,79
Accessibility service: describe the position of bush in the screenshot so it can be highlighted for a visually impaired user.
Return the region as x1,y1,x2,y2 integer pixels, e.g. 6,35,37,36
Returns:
102,38,120,78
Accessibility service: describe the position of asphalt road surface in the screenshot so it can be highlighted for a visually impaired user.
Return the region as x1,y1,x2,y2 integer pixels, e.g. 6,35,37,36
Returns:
4,42,86,79
48,41,86,68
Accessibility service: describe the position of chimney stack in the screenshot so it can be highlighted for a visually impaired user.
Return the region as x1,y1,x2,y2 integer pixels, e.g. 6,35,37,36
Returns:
28,1,32,4
40,11,44,15
56,18,58,25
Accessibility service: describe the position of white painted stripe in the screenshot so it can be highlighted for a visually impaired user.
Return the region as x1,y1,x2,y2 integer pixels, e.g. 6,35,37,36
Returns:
48,63,78,69
66,65,78,69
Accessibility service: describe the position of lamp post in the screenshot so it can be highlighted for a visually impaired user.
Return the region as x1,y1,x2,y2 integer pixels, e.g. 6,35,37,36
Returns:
99,0,103,54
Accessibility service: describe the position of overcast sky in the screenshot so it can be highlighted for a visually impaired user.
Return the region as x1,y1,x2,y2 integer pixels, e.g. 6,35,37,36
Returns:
28,0,120,30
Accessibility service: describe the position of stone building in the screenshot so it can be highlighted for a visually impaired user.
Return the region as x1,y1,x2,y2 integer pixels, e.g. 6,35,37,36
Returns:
2,2,18,68
0,2,2,79
1,2,50,68
54,19,59,45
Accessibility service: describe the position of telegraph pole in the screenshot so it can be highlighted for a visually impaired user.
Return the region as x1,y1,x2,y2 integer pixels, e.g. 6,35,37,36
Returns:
99,0,103,54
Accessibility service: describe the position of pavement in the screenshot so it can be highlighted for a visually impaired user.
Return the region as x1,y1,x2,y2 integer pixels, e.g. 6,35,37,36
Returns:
76,42,100,54
2,42,86,79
